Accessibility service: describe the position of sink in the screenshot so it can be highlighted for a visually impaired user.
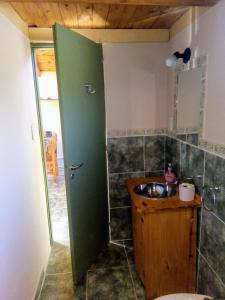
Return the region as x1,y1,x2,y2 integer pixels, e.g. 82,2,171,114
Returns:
134,182,177,199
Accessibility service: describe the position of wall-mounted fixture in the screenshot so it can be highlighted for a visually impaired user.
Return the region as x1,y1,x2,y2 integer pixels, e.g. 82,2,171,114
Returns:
202,185,223,211
84,83,96,94
166,48,191,67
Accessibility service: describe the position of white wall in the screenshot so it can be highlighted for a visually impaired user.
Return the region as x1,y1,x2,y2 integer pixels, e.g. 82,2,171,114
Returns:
103,43,168,132
39,72,63,159
168,2,225,145
0,12,50,300
38,72,58,100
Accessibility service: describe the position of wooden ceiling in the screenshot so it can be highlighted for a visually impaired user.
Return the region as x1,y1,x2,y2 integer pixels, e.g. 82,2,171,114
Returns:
36,49,56,73
10,0,218,29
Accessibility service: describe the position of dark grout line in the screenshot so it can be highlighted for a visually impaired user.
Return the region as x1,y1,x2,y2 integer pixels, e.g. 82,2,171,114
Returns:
123,242,138,300
85,271,88,300
87,265,128,272
86,243,138,300
45,272,72,276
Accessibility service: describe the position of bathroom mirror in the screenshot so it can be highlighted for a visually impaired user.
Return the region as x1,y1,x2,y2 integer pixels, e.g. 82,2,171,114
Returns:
173,56,207,146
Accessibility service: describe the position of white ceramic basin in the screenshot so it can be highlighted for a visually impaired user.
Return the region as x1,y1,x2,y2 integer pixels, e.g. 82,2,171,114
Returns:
155,294,212,300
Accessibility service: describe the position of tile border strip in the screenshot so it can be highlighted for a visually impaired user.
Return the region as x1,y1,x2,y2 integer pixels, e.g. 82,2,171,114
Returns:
167,134,225,160
176,127,199,134
109,170,164,176
107,128,167,138
107,132,225,159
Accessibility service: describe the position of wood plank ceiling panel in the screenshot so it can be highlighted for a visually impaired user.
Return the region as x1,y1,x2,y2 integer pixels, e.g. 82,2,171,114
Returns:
117,5,136,28
10,2,34,25
59,3,79,28
76,2,93,28
106,5,126,28
36,49,56,72
92,3,110,28
39,2,63,26
131,6,188,28
8,0,219,6
151,7,188,28
127,5,160,28
11,2,190,29
24,3,50,27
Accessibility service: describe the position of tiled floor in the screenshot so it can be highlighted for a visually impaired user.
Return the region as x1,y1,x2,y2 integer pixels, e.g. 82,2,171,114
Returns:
40,242,146,300
40,159,145,299
48,158,70,246
39,158,74,299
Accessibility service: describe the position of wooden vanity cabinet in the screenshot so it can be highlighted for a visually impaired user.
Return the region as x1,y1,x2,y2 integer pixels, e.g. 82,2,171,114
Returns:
128,177,201,300
132,205,145,283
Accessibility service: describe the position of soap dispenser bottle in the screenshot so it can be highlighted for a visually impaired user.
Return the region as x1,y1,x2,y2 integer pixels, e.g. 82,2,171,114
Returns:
165,163,177,184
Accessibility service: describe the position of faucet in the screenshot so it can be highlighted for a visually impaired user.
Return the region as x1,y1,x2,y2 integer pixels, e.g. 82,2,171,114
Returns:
184,174,203,181
176,174,203,185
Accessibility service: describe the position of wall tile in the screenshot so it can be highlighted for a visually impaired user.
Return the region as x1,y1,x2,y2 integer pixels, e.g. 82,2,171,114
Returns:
108,137,144,173
180,143,204,194
145,170,164,177
109,172,144,208
197,208,202,250
165,136,225,298
165,136,181,176
176,134,187,142
204,152,225,221
200,210,225,283
144,136,165,172
198,255,225,299
110,208,132,240
108,135,167,243
186,133,199,146
126,129,145,136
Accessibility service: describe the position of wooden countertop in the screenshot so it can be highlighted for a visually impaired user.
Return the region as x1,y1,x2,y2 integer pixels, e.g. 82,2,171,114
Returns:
126,176,202,213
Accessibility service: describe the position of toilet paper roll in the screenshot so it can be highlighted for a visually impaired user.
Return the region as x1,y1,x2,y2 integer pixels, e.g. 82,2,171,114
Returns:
179,183,195,202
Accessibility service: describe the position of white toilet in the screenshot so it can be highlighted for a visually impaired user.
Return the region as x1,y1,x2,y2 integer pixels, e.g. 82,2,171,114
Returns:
155,294,212,300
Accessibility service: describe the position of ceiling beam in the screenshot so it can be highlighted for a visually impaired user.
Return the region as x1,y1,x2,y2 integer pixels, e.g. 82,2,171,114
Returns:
29,28,169,43
7,0,218,6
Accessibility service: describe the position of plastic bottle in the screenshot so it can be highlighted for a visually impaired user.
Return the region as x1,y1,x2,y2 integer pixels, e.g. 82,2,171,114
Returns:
165,163,177,184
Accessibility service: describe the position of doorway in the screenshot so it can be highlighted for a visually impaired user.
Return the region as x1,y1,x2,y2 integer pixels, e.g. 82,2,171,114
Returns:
32,45,73,288
32,25,109,297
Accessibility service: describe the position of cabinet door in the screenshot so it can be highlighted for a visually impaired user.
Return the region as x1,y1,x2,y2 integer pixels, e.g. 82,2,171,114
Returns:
145,208,196,299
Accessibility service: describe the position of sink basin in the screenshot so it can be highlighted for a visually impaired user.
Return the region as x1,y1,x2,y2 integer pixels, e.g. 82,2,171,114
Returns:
134,182,177,199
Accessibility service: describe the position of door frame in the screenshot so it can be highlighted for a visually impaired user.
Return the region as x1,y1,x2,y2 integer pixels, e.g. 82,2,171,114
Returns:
31,43,55,246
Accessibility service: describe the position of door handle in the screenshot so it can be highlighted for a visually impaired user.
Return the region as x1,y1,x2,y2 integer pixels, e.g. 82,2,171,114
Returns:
70,163,84,171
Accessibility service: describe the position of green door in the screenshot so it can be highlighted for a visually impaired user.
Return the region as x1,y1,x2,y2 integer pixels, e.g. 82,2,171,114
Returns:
53,24,108,284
